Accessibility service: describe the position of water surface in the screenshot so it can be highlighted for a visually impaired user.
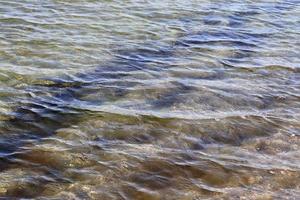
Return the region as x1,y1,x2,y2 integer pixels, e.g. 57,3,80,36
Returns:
0,0,300,199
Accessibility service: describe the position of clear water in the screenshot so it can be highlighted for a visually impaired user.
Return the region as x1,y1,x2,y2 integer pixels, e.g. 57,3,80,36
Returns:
0,0,300,199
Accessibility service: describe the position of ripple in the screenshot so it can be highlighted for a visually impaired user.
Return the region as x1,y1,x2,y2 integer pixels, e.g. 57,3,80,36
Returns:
1,0,300,199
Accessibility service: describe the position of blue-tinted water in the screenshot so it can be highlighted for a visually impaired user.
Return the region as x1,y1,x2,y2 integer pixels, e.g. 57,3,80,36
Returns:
0,0,300,199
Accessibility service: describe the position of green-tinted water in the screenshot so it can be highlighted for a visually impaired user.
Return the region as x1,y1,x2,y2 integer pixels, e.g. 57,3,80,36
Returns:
0,0,300,199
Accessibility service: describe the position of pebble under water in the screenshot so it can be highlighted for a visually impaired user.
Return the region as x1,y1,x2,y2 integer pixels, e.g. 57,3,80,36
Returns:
0,0,300,199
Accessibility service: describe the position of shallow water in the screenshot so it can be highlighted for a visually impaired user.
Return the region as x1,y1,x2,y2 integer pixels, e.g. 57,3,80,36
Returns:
0,0,300,199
